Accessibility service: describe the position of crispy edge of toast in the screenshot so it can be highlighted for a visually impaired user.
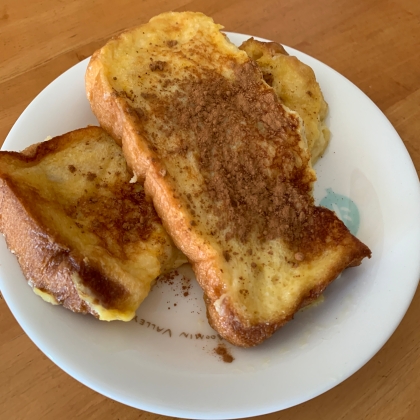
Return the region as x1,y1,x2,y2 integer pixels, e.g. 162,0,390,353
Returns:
0,179,97,315
0,129,104,316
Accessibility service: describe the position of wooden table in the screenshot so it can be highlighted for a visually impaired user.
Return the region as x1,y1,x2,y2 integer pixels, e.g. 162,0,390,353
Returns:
1,1,419,419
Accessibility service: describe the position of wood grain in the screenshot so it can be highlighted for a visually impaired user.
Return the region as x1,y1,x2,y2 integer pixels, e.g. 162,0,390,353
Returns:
0,0,419,419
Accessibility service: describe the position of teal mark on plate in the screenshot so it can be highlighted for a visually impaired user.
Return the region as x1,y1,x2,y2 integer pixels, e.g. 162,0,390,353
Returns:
319,188,360,235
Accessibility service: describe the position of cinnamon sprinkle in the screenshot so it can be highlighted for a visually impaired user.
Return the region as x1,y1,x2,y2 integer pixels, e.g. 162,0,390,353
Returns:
213,343,234,363
131,57,345,256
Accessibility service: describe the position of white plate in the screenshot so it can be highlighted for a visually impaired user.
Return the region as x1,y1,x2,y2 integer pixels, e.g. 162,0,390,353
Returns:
1,32,420,419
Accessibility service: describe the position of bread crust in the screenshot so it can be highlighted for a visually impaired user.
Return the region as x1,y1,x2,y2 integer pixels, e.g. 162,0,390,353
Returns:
0,176,94,314
85,12,371,346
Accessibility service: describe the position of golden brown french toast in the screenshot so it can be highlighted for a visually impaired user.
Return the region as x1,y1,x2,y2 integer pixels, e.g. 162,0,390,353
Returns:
0,127,186,321
240,37,330,163
86,11,371,346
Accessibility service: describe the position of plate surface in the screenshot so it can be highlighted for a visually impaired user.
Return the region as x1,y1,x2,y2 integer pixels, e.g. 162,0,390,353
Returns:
1,32,420,419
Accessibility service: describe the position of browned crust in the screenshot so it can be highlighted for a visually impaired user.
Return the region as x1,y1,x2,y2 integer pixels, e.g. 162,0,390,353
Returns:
0,175,97,315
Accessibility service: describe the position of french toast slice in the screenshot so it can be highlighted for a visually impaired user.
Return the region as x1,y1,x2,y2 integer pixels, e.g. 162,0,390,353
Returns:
86,11,371,346
239,37,330,163
0,127,186,321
